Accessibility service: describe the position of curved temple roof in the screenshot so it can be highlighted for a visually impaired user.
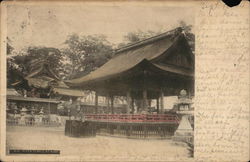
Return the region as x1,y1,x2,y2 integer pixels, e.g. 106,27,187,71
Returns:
65,27,194,88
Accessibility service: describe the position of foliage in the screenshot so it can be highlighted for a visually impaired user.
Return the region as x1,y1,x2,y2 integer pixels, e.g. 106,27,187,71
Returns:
118,21,194,52
7,34,115,86
7,37,14,55
118,30,161,48
6,37,22,87
25,47,63,74
62,34,114,79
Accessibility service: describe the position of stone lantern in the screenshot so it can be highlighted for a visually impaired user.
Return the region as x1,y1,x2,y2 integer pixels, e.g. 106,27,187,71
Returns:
31,107,36,115
20,107,28,125
173,89,194,142
38,108,45,124
20,107,28,116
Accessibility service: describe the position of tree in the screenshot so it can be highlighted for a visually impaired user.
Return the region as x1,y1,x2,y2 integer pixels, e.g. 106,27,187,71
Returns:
6,37,21,87
7,37,14,55
118,30,161,48
62,34,114,79
118,22,194,52
24,46,63,75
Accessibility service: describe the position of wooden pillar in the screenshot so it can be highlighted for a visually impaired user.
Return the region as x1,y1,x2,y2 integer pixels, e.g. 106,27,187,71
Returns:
156,98,159,114
95,92,98,114
131,98,135,114
160,90,164,114
142,89,148,112
106,95,110,113
126,91,131,114
111,96,114,114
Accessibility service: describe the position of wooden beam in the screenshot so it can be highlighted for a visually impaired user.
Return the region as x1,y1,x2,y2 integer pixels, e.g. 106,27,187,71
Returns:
95,92,98,114
111,96,114,114
156,98,159,114
131,98,135,114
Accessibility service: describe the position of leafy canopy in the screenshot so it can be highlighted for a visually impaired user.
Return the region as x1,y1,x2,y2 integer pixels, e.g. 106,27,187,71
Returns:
62,34,114,79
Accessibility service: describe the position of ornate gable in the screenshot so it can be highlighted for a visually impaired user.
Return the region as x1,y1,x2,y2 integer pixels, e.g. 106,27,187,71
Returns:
153,34,194,70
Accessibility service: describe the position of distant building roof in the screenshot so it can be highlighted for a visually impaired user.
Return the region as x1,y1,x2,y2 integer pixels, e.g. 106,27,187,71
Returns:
26,62,60,80
24,62,69,89
26,77,68,89
53,87,85,97
7,95,60,104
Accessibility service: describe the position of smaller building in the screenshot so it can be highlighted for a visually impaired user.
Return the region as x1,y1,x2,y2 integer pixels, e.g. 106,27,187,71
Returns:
10,62,84,101
7,62,86,115
7,88,60,115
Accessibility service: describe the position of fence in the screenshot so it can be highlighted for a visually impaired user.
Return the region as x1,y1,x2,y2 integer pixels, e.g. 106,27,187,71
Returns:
6,118,62,127
85,114,180,123
94,121,178,139
65,119,179,139
65,120,96,137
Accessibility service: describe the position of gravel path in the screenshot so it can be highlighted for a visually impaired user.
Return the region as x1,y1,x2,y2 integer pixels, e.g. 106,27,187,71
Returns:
6,126,191,161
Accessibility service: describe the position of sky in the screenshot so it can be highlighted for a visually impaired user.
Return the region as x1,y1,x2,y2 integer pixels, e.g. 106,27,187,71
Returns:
7,2,194,52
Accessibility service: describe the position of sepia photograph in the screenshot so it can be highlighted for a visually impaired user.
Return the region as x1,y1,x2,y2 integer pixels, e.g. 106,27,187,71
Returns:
4,1,195,161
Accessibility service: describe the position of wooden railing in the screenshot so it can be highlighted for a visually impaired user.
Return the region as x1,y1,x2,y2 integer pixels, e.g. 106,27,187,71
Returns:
6,119,61,127
85,114,179,123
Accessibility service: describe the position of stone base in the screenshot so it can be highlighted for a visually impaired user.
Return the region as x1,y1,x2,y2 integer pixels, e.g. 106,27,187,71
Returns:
173,114,193,143
173,135,193,143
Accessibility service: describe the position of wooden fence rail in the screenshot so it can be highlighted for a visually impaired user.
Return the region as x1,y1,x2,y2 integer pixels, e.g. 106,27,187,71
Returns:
85,114,180,123
7,119,61,127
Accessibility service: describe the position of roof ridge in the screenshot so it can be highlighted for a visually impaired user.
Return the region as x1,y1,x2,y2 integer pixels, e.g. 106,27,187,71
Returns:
114,27,182,54
26,66,43,78
25,62,60,80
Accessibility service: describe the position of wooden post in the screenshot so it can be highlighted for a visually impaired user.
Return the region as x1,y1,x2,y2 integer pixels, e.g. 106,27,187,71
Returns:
156,98,159,114
129,125,133,137
106,95,110,113
111,96,114,114
142,89,148,112
160,90,164,114
131,98,135,114
117,124,121,135
95,92,98,114
126,91,131,114
143,124,147,138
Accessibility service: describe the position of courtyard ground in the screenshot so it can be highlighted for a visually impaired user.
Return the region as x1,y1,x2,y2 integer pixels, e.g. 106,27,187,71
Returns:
6,126,191,161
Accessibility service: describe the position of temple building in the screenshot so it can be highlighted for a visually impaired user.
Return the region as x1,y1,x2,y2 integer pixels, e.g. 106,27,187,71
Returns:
66,27,194,114
7,62,84,115
10,62,84,100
